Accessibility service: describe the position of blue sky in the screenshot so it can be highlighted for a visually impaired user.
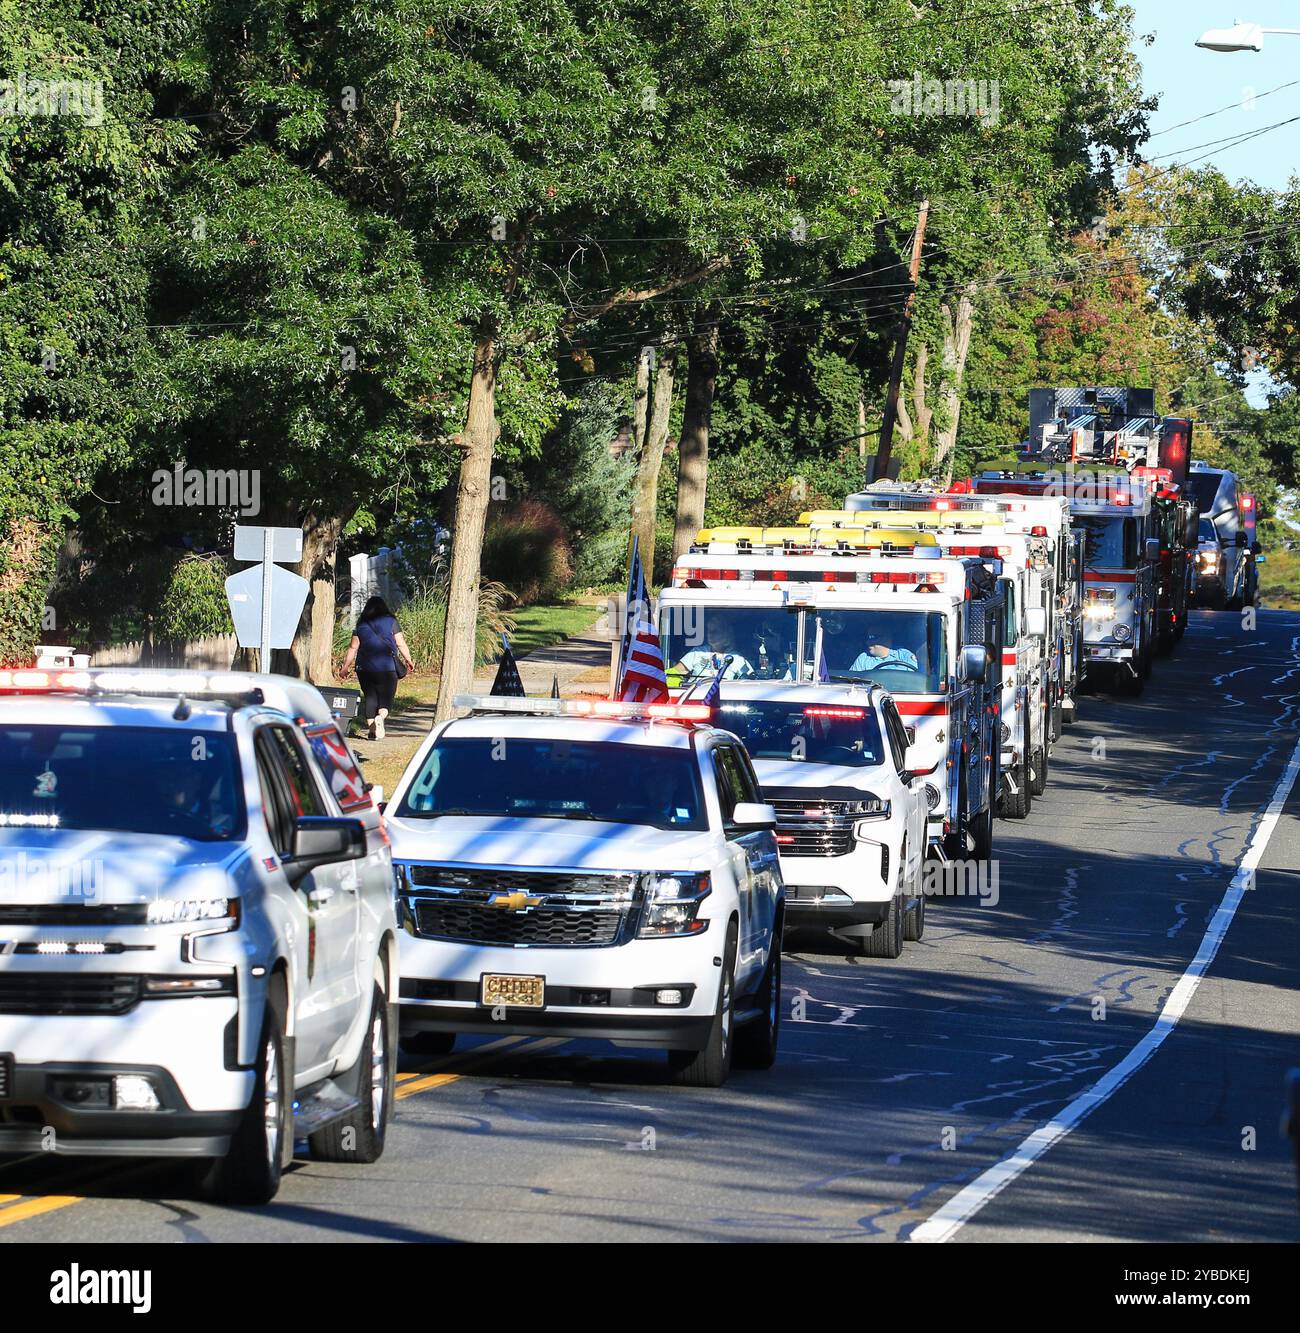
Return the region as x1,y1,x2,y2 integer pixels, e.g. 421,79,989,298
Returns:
1130,0,1300,191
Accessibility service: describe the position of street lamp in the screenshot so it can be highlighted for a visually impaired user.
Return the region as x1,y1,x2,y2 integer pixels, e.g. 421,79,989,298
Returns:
1196,20,1300,52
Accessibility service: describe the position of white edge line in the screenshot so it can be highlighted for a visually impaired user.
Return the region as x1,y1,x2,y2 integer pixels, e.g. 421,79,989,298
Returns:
910,731,1300,1244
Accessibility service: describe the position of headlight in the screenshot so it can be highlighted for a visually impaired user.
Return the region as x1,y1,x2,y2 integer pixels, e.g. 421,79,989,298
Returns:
843,798,889,816
1000,722,1011,744
638,871,711,938
924,783,943,811
1112,623,1132,642
146,897,239,927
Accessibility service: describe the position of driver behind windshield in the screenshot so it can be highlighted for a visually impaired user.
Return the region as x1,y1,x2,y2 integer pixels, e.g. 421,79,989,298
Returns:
671,619,755,681
850,637,919,672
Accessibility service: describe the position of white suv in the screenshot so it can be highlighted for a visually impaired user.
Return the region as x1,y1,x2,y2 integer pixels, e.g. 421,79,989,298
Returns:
0,669,399,1203
714,681,929,957
385,696,784,1087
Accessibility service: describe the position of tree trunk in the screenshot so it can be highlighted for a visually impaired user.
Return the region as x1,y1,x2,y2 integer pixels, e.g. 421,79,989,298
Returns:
631,347,651,453
671,324,720,562
434,327,499,722
933,290,975,485
629,347,676,577
289,507,353,684
857,394,868,460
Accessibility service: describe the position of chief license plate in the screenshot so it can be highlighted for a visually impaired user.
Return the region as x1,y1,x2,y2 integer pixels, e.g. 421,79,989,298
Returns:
481,974,545,1008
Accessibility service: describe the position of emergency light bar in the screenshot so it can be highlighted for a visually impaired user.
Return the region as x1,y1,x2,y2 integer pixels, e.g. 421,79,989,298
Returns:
0,668,265,703
452,694,714,723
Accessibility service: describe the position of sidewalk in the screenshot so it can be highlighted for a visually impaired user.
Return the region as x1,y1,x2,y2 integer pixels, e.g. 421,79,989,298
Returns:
347,614,611,793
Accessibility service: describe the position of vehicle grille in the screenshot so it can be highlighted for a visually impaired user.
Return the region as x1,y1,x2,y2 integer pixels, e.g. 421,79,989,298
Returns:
0,973,142,1016
770,798,857,858
0,904,150,927
402,867,639,948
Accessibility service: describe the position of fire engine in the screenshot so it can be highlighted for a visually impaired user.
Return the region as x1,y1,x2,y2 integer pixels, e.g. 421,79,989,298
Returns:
662,526,1003,861
801,508,1047,819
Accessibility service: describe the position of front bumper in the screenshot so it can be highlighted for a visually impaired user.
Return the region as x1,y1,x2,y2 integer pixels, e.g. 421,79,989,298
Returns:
0,1058,241,1157
1085,643,1134,662
0,992,249,1125
397,920,724,1050
776,841,893,927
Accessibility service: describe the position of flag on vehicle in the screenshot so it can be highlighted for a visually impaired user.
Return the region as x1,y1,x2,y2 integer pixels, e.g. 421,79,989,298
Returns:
615,539,668,704
700,654,732,709
490,634,525,697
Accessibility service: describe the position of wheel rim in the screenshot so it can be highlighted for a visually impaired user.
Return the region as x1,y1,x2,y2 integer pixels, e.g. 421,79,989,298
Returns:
720,961,734,1053
263,1036,281,1172
370,1010,386,1128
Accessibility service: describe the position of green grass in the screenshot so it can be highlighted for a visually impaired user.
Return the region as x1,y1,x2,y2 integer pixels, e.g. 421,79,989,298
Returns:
1259,545,1300,611
505,599,606,657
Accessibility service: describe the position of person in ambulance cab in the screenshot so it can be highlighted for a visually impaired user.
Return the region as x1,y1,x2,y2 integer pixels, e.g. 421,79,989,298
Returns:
849,639,919,673
671,619,756,683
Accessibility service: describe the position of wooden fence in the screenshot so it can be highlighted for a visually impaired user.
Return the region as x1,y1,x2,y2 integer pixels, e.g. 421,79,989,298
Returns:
90,633,240,670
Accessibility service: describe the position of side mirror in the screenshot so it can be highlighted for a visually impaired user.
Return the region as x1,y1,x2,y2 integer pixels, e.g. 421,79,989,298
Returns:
730,801,777,830
903,744,924,778
1024,606,1047,638
1235,532,1249,547
1144,538,1161,563
961,645,988,682
370,785,385,807
283,815,366,885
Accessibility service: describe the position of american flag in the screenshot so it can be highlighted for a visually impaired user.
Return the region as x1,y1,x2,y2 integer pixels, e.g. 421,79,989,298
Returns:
615,540,668,704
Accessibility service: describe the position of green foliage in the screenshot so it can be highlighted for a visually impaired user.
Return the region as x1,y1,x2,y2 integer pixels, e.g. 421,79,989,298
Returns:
503,383,634,587
387,580,515,673
481,500,574,606
154,553,233,640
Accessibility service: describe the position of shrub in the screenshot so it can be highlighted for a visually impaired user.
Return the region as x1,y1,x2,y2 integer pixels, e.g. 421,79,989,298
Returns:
154,553,234,640
481,498,574,605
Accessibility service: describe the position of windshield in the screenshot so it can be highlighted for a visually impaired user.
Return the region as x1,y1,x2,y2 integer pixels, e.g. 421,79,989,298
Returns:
814,609,947,692
0,725,245,841
716,700,885,767
1188,471,1226,515
660,604,800,685
1077,515,1135,568
396,735,708,831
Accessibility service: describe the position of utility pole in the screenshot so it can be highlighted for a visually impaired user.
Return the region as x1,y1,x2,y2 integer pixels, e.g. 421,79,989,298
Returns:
870,199,929,485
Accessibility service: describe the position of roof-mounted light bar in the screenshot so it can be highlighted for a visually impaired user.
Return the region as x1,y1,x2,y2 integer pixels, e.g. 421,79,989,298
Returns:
452,694,713,723
0,668,264,703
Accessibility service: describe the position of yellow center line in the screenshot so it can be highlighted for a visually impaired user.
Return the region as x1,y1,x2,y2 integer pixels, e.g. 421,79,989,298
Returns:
0,1195,81,1228
396,1035,571,1100
0,1194,23,1205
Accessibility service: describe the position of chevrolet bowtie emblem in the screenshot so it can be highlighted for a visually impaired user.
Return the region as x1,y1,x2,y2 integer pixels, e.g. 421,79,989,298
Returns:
486,891,543,912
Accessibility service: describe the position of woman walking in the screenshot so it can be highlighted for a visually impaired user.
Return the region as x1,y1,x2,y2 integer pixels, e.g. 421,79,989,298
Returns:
342,596,415,740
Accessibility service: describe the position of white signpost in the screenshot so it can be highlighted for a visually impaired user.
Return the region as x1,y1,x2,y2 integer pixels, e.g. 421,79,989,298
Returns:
227,525,309,664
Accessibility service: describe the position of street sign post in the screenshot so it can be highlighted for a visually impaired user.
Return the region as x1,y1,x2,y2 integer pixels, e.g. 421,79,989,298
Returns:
227,525,309,663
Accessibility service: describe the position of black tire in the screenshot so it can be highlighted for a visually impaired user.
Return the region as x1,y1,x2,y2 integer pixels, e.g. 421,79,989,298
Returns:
310,983,395,1165
970,799,994,860
668,925,737,1087
1000,741,1032,819
904,885,926,942
1030,740,1048,797
861,890,904,959
199,995,288,1205
944,763,970,859
734,921,782,1070
400,1029,457,1058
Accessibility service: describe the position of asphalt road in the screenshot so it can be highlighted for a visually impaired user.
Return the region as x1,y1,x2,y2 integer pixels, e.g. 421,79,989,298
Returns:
3,608,1299,1243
